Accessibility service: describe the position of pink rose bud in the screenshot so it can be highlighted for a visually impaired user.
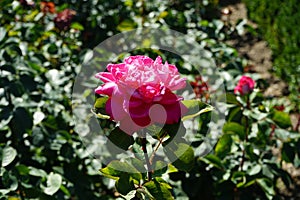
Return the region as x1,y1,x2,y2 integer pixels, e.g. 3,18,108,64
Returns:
234,75,255,95
95,56,188,135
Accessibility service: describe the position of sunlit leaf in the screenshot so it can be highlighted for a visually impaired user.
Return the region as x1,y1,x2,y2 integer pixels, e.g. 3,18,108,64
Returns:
215,134,233,159
181,99,213,121
100,160,142,181
43,173,62,196
1,146,17,167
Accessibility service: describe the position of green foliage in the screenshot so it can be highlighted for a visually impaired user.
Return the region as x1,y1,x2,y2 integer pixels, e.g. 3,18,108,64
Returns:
0,0,298,199
0,0,113,199
244,0,300,109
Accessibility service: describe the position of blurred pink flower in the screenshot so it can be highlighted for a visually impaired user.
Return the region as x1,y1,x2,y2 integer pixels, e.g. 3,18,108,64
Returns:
234,75,255,95
95,55,187,135
54,9,76,31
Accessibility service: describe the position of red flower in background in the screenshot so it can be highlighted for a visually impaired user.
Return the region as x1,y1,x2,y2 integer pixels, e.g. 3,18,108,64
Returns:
274,104,285,111
234,76,255,95
54,9,76,31
41,2,55,13
190,75,209,101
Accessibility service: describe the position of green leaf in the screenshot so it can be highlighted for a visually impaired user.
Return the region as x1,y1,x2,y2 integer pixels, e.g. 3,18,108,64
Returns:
143,178,174,200
223,122,245,139
256,178,275,200
43,172,62,196
231,171,246,185
227,106,242,122
100,160,142,181
158,11,168,19
281,143,295,163
121,190,136,200
272,110,291,128
2,170,18,192
115,173,135,195
226,93,239,105
60,184,71,197
127,157,147,174
164,143,194,172
181,99,213,121
108,127,134,150
117,19,137,31
153,160,168,177
71,22,84,30
15,165,30,175
0,27,7,42
1,146,17,167
215,134,233,159
146,124,165,139
248,164,262,176
93,96,110,119
28,167,47,177
200,154,224,170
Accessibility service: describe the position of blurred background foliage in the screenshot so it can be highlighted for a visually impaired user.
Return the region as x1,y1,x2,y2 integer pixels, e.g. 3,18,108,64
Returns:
243,0,300,109
0,0,299,199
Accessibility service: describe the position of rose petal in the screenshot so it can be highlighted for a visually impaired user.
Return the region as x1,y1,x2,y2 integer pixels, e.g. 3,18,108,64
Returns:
95,82,116,96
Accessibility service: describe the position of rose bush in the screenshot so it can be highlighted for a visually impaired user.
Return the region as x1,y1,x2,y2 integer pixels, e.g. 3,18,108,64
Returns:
95,55,188,135
234,75,255,95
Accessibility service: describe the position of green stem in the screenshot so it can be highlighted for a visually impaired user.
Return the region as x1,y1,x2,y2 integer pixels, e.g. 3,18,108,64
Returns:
149,132,168,165
139,130,152,181
240,95,250,171
141,135,152,181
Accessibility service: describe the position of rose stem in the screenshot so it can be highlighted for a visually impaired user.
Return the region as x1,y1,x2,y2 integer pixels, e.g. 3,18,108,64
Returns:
240,95,250,171
141,136,152,181
149,132,168,164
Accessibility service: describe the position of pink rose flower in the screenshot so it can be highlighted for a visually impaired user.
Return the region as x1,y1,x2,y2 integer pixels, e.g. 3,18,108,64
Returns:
234,75,255,95
95,55,188,135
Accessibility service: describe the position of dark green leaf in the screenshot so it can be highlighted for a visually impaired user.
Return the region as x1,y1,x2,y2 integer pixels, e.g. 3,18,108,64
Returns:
144,178,174,200
153,160,168,177
164,142,194,172
115,173,135,195
15,165,30,175
281,143,295,163
200,154,224,170
223,122,245,139
226,93,239,105
127,157,147,174
108,127,134,150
